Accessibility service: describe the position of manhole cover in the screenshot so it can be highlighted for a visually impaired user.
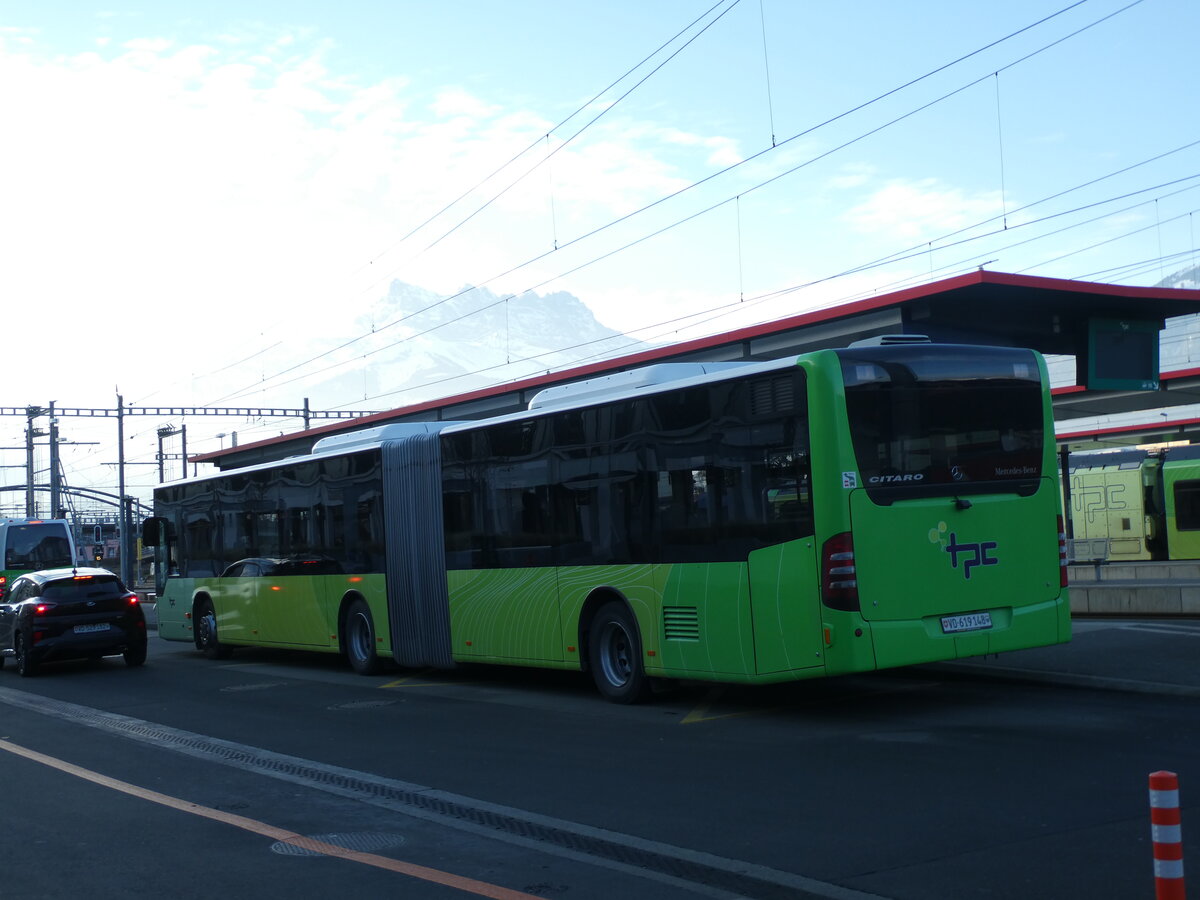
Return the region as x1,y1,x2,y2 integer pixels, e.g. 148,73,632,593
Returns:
271,832,407,857
329,699,397,710
220,682,287,692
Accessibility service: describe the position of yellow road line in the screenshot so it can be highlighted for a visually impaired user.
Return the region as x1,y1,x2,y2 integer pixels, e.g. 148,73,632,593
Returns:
381,670,472,689
0,738,543,900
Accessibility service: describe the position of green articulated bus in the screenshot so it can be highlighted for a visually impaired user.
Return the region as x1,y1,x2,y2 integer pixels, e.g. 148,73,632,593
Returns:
142,339,1070,702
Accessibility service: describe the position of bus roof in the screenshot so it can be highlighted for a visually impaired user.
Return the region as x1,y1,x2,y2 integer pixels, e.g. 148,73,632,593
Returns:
156,355,807,491
441,354,804,438
160,342,1043,490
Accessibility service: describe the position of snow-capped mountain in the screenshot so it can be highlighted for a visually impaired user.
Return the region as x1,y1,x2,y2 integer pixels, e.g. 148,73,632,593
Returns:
309,281,648,411
1158,265,1200,291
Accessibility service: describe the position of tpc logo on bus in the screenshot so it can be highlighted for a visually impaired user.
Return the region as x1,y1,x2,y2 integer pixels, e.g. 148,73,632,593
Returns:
929,521,999,580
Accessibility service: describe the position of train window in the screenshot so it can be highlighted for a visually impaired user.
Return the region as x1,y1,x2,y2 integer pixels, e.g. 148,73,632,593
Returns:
1173,480,1200,531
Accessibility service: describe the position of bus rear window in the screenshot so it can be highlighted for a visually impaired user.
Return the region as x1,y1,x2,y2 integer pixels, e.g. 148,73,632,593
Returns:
4,524,74,570
837,345,1045,502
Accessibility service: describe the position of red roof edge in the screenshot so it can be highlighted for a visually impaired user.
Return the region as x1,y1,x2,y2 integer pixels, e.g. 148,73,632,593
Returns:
192,271,1200,463
1057,415,1200,441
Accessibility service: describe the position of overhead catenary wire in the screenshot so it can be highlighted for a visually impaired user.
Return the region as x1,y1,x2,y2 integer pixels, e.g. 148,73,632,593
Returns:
204,2,744,407
209,0,1104,408
359,0,739,266
836,177,1200,296
1075,247,1200,285
857,136,1200,273
994,72,1009,229
415,0,745,257
524,0,1148,290
37,0,1185,482
224,154,1200,408
314,177,1200,414
758,0,777,148
760,174,1200,304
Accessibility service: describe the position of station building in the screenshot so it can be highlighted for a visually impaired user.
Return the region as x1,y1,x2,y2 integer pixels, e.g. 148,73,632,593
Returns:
190,269,1200,613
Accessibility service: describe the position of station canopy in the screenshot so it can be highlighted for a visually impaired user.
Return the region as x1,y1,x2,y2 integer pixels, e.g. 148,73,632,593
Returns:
194,270,1200,471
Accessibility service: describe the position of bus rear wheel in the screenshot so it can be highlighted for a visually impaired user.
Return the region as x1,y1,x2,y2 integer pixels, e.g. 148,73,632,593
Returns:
345,599,382,675
588,602,650,704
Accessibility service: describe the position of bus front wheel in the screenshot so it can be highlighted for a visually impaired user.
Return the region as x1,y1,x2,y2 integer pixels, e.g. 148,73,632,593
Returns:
588,602,650,704
196,599,230,660
345,599,382,675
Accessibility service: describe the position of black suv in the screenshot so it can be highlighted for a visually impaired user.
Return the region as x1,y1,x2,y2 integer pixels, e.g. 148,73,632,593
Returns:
0,567,147,676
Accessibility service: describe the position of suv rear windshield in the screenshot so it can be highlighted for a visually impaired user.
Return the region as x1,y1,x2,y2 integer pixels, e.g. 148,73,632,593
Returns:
837,345,1045,503
42,577,125,601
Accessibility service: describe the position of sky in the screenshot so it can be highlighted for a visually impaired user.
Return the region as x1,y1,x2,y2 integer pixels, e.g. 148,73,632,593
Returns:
1,0,1198,512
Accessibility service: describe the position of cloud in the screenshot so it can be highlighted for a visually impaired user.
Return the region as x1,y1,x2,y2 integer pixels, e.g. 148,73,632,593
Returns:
430,87,500,120
658,126,743,167
827,163,876,190
0,23,750,416
843,179,1005,241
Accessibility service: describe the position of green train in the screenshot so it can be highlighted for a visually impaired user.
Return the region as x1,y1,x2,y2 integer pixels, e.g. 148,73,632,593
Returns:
1066,446,1200,561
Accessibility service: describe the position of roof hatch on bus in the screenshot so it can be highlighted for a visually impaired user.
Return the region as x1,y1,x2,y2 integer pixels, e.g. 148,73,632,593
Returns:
311,421,461,454
527,362,753,411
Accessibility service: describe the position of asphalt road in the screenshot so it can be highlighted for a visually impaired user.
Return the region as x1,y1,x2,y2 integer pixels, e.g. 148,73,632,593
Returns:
0,619,1197,899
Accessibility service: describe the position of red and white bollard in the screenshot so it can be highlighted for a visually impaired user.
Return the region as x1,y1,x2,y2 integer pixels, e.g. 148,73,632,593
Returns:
1149,771,1186,900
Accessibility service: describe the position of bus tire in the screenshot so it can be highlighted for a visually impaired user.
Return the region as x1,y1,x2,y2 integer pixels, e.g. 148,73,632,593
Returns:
345,599,382,676
588,602,650,704
196,599,230,660
15,633,36,677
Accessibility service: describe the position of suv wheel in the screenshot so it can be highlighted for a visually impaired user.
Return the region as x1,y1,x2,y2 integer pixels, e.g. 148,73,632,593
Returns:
15,633,36,677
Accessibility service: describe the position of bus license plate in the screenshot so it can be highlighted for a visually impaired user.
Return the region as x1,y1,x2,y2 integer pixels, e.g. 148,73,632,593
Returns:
940,612,992,634
74,623,111,634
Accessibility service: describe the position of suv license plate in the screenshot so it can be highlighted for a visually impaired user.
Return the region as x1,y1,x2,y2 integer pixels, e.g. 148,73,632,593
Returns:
74,623,111,634
940,612,992,634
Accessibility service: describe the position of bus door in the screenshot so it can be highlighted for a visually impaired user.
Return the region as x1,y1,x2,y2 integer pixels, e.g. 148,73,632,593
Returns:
747,446,822,675
256,558,335,647
748,537,824,674
213,559,261,643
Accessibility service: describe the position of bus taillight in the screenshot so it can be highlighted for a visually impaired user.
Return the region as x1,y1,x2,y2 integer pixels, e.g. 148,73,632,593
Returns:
1058,515,1069,589
0,575,6,600
821,532,859,611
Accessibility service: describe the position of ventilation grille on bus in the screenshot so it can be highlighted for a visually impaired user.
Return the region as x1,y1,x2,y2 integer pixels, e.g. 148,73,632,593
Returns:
749,376,794,417
663,606,700,642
